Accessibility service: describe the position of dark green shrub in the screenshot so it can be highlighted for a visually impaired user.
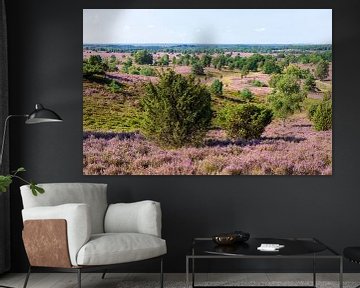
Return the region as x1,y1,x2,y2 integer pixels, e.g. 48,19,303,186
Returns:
309,100,332,131
274,73,301,94
238,88,254,102
192,62,205,75
129,66,140,75
307,103,318,121
268,90,305,124
139,67,156,76
106,62,118,72
267,73,305,124
201,54,212,67
210,79,223,96
141,70,212,148
252,80,266,87
304,74,316,91
222,104,273,139
284,65,305,79
268,74,282,88
106,55,118,72
323,90,332,101
159,54,170,66
88,55,102,66
314,60,329,80
263,59,281,74
134,50,153,65
121,58,133,73
83,55,107,77
106,80,123,93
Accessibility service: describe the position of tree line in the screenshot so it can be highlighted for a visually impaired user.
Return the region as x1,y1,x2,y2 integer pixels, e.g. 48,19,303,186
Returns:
84,50,330,82
83,44,331,54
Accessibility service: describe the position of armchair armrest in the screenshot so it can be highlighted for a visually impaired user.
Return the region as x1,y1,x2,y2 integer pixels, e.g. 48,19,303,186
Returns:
22,203,91,266
104,200,162,237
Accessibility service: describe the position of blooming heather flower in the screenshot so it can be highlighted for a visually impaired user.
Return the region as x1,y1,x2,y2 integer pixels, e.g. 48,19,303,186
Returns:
83,114,332,175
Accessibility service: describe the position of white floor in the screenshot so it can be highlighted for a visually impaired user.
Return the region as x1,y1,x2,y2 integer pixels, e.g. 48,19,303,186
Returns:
0,273,359,288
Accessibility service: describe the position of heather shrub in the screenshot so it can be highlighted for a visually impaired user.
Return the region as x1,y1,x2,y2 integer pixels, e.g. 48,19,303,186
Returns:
141,70,212,148
198,156,227,175
221,104,273,139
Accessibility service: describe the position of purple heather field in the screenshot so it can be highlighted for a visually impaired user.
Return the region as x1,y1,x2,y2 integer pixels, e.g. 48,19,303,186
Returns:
83,114,332,176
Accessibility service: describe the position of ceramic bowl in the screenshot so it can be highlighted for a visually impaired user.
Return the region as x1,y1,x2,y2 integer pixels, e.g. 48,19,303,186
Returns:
212,233,238,245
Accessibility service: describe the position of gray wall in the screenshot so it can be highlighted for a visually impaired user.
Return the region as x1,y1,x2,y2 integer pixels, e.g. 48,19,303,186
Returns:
0,0,10,274
5,0,360,273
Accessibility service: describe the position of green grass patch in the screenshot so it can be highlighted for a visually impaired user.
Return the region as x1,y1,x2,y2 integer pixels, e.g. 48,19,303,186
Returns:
302,97,322,111
315,80,332,92
83,80,144,133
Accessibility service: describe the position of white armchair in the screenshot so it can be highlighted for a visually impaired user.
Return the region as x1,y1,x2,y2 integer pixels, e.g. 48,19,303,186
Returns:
20,183,166,288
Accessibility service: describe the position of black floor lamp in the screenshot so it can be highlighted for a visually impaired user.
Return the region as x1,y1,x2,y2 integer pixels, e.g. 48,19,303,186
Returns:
0,103,63,167
0,103,62,288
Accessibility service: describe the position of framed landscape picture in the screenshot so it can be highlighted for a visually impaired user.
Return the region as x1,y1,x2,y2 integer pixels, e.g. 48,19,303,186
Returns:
83,9,332,175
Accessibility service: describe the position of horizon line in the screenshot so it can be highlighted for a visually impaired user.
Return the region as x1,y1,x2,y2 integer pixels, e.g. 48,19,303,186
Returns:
83,43,332,46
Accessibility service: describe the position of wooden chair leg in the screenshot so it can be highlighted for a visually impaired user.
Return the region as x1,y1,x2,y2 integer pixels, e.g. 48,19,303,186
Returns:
77,269,81,288
22,266,31,288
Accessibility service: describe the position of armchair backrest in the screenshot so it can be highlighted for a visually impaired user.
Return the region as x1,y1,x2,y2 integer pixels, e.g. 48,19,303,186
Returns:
20,183,108,234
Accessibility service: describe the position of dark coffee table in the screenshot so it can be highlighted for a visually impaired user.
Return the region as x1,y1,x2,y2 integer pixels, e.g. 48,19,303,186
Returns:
186,237,342,288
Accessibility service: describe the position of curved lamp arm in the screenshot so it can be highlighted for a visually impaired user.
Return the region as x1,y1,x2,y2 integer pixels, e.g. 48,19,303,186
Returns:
0,114,28,169
0,104,63,170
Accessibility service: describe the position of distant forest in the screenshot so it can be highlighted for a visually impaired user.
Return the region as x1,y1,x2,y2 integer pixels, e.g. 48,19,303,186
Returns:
83,43,332,54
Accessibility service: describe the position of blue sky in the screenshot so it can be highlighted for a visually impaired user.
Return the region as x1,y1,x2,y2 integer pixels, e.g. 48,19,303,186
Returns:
83,9,332,45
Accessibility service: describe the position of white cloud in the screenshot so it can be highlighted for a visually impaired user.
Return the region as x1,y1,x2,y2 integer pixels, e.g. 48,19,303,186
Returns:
123,25,131,31
255,27,266,32
147,24,156,29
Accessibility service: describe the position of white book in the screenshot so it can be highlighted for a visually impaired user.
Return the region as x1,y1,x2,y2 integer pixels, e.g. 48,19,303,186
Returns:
257,243,285,251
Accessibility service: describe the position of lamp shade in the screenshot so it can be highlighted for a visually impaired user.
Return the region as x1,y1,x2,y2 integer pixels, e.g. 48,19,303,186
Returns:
25,104,63,124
